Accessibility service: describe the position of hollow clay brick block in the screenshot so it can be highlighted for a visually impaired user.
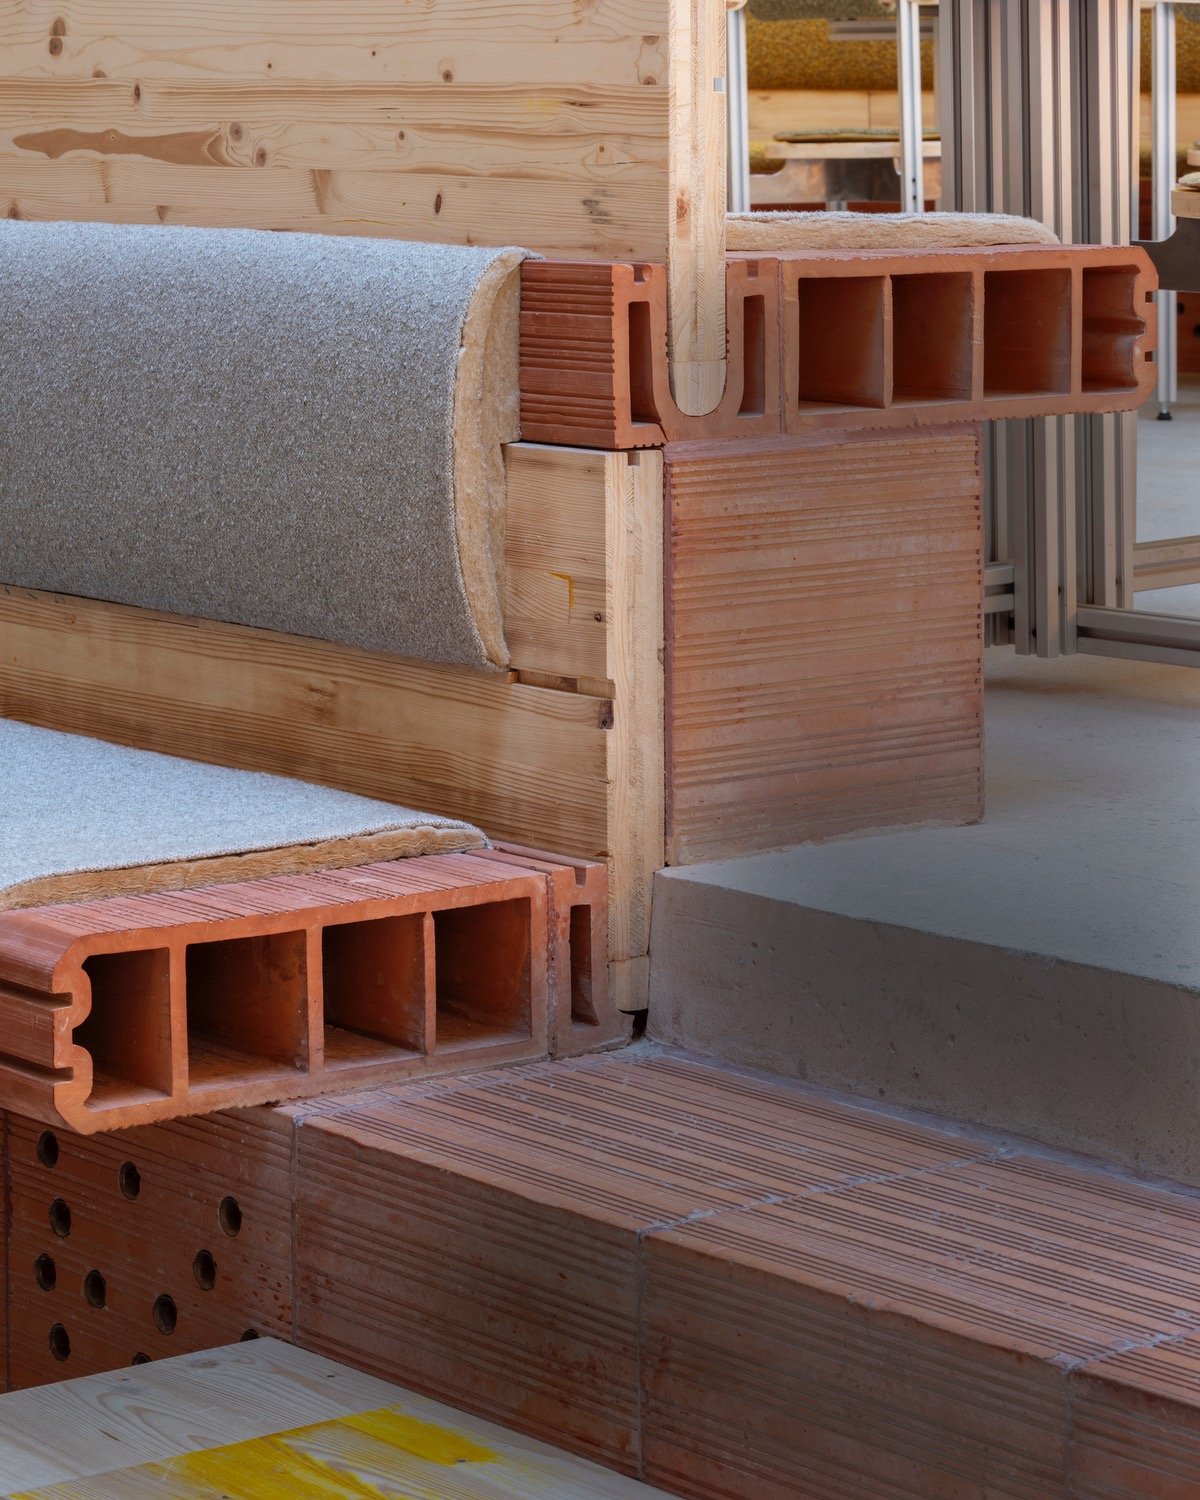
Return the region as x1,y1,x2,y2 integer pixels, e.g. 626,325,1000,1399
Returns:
520,257,782,448
519,244,1156,449
1069,1341,1200,1498
292,1051,983,1474
470,843,627,1057
0,852,561,1133
665,425,985,861
640,1152,1200,1499
6,1106,294,1390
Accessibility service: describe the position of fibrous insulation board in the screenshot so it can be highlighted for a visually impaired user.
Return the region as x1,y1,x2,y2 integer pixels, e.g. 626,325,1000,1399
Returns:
0,220,526,670
0,719,484,910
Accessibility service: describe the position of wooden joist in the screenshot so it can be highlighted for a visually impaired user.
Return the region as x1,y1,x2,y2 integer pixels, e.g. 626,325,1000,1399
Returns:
520,244,1159,448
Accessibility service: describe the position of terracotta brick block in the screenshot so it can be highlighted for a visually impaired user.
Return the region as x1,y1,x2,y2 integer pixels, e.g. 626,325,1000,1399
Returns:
0,852,561,1132
475,843,628,1057
640,1154,1200,1498
519,246,1156,449
293,1052,985,1473
520,257,781,448
6,1106,294,1390
665,425,984,860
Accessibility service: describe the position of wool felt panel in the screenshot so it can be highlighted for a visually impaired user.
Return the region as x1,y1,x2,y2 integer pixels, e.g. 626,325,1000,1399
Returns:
727,210,1060,253
0,221,526,670
0,719,485,911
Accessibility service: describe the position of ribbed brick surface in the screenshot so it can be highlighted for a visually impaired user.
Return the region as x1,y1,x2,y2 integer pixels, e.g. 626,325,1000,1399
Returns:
6,1107,295,1390
519,245,1157,448
291,1049,1200,1495
293,1052,992,1475
0,846,609,1133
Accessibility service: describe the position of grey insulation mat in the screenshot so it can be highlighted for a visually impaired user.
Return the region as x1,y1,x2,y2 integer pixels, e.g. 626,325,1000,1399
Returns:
0,719,486,911
0,221,527,671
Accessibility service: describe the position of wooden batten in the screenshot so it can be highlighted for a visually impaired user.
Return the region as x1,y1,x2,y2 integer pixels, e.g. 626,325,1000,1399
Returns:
0,444,664,1014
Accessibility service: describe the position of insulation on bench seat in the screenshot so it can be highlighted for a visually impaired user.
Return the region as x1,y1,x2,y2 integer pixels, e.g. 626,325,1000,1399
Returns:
727,209,1060,253
0,719,485,910
0,222,528,670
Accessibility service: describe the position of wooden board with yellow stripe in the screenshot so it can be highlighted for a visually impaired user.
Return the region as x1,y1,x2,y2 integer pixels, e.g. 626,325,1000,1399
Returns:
0,1339,666,1499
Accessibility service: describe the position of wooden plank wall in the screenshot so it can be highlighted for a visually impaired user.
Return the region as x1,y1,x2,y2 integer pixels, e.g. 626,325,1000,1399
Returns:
0,0,728,408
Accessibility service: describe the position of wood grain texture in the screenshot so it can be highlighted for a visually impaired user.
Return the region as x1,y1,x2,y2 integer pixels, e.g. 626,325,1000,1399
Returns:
296,1049,1200,1497
0,1339,664,1496
0,439,662,1010
664,426,985,862
668,0,728,415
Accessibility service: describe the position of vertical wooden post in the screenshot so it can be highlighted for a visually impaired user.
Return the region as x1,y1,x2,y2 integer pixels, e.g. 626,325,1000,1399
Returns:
669,0,731,416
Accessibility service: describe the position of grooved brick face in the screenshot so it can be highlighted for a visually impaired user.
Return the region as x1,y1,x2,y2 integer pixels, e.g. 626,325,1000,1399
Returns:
519,245,1158,449
292,1051,985,1474
290,1051,1200,1496
6,1107,294,1391
0,848,612,1133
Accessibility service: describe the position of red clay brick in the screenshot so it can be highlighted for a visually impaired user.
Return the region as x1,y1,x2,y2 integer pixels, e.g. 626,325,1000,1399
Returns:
519,246,1156,449
0,850,593,1132
6,1106,294,1390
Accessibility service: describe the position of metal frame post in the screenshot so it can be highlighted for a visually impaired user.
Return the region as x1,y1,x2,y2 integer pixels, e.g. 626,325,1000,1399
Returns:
898,0,926,213
727,0,750,213
1152,1,1179,418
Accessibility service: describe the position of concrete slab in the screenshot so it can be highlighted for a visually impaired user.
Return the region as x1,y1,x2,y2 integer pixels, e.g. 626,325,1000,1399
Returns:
650,648,1200,1184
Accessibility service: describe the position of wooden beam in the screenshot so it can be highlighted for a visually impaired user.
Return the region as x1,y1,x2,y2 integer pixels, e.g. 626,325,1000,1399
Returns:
606,449,665,1013
669,0,729,416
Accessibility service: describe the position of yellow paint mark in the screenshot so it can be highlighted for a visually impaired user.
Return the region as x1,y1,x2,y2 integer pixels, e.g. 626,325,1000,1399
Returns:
171,1432,384,1498
338,1408,495,1466
13,1407,498,1499
549,571,576,611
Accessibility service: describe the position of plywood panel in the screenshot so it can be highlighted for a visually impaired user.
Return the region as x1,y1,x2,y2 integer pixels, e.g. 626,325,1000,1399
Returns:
665,426,984,863
0,1338,662,1496
0,1,669,85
